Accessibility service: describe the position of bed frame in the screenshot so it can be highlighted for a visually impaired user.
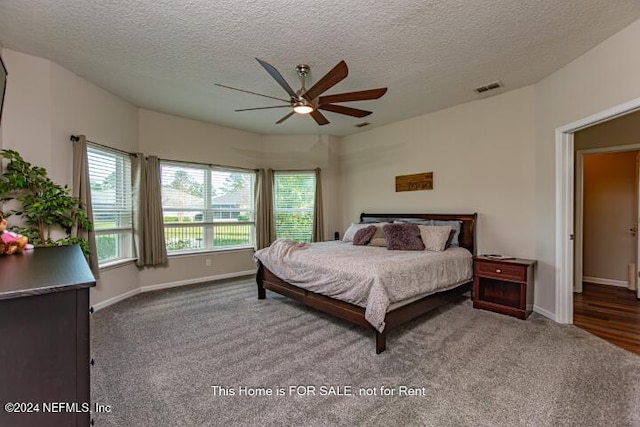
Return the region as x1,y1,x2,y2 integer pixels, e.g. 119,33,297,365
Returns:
256,212,477,354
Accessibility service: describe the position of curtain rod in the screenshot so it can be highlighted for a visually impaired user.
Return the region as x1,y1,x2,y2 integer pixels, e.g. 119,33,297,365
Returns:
273,168,320,173
70,135,138,158
159,158,258,173
70,135,262,173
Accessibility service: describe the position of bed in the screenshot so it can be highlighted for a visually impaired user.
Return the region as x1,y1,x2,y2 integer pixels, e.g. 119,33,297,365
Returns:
255,212,477,353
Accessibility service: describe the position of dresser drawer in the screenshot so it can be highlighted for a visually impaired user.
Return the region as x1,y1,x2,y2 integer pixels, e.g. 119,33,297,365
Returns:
475,261,526,282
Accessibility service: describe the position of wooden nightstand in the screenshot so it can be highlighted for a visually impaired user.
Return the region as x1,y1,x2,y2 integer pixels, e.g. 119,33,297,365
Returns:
473,256,536,319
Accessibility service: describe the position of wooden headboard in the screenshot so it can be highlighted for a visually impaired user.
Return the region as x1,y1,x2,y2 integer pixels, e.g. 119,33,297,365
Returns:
359,213,478,255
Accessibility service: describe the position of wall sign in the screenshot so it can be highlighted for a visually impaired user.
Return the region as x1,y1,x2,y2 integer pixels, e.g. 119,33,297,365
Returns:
395,172,433,192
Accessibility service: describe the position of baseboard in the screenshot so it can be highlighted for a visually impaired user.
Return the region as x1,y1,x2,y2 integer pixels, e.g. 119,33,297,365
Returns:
91,270,256,311
140,270,257,293
92,288,141,312
582,276,628,288
533,305,556,321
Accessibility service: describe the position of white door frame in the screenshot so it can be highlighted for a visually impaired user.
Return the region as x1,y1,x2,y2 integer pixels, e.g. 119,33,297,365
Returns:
637,153,640,299
575,144,640,294
575,151,584,294
555,96,640,324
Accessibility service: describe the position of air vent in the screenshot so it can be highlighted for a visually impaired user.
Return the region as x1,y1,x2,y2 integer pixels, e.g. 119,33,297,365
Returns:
475,81,503,94
355,122,370,128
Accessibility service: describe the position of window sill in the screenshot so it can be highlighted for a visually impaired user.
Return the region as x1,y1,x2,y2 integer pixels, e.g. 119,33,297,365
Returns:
167,246,255,259
98,258,138,271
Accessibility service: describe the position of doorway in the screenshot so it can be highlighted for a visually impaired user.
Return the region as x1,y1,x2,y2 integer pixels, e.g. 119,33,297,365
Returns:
555,97,640,324
573,146,640,355
575,147,640,292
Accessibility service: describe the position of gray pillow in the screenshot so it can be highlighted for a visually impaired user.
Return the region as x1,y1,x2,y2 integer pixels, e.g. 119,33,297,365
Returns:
360,217,393,224
393,218,432,225
353,226,377,245
382,223,425,251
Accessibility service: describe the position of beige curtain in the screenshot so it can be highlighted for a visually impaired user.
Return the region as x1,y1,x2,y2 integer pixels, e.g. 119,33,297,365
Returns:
133,155,168,266
131,154,145,265
312,167,324,242
71,135,99,277
255,168,274,249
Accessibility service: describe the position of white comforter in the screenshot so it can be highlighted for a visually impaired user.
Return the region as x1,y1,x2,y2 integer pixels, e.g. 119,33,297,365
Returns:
254,240,473,332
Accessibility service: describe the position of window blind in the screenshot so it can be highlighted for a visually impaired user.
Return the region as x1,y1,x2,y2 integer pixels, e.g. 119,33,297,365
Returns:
87,145,133,263
273,171,316,242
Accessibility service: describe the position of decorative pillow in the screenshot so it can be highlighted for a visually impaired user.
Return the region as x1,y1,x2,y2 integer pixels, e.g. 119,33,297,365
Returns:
352,225,377,245
382,223,425,251
445,229,456,249
432,220,463,247
343,223,371,242
418,225,452,252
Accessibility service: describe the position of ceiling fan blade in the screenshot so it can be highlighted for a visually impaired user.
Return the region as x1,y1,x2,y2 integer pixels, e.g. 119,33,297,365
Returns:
319,104,372,118
255,58,298,99
215,83,290,103
276,112,295,124
310,110,330,126
304,60,348,101
319,88,388,104
235,106,291,112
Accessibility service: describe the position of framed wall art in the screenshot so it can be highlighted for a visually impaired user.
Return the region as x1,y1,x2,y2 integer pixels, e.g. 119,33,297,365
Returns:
395,172,433,192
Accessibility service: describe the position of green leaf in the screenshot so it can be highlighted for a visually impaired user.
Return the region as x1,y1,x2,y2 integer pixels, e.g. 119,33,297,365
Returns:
0,149,93,251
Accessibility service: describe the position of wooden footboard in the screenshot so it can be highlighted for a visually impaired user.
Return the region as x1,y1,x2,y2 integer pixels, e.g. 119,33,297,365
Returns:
257,262,471,354
257,263,370,328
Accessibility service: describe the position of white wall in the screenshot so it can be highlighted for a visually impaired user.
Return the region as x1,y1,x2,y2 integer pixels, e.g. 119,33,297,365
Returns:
261,134,342,240
49,61,139,185
138,109,263,169
534,19,640,313
575,109,640,151
340,86,537,259
1,48,141,306
1,49,52,172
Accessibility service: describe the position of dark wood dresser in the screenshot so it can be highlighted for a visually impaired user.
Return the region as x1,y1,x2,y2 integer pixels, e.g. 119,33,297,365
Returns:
0,245,96,427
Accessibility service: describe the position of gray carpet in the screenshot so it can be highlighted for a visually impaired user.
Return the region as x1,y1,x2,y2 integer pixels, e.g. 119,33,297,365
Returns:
91,277,640,427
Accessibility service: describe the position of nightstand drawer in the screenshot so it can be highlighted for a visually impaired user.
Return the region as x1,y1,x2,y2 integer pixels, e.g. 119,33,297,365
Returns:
475,261,525,282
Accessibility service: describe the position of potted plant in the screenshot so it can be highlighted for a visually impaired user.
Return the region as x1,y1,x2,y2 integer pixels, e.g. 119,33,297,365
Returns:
0,149,93,254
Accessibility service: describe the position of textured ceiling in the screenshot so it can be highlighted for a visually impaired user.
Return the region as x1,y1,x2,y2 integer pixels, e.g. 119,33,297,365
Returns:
1,1,639,136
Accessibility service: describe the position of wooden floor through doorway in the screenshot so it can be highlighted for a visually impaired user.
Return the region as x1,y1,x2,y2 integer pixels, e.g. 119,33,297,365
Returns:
574,282,640,356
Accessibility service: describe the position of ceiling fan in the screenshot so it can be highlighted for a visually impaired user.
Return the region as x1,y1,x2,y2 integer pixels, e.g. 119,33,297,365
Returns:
216,58,387,126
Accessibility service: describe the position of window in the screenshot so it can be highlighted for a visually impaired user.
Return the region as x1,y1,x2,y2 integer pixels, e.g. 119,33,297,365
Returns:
160,162,256,254
87,145,133,264
273,171,316,242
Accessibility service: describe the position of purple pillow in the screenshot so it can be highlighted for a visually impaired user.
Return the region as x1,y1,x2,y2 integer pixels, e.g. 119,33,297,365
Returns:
383,223,425,251
353,225,377,245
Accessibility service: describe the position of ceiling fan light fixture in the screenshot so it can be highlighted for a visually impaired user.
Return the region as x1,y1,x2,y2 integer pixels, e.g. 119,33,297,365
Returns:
218,59,387,125
293,100,314,114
